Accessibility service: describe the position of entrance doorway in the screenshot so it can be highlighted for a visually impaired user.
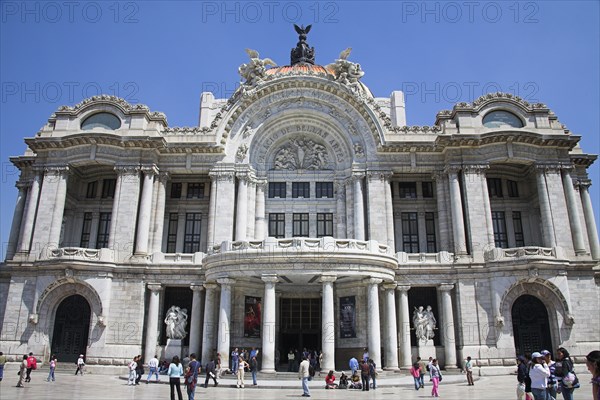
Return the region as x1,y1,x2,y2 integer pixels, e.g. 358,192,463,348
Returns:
512,294,552,355
279,298,321,368
51,294,91,363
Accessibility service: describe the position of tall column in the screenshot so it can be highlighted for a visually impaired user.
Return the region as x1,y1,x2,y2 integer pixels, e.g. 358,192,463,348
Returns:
353,173,365,240
144,283,162,363
535,166,557,247
562,168,586,254
383,282,399,370
135,165,158,254
367,172,387,244
108,165,141,259
206,176,217,249
396,285,412,369
384,174,395,249
335,181,347,238
48,167,69,247
438,284,457,368
208,168,236,246
201,283,218,364
7,181,28,259
447,168,467,254
151,172,169,253
246,179,257,239
217,278,234,369
320,275,337,372
462,165,494,253
17,171,41,254
235,176,248,241
188,283,204,357
261,275,279,373
364,277,382,368
433,172,451,251
254,181,266,240
579,180,600,259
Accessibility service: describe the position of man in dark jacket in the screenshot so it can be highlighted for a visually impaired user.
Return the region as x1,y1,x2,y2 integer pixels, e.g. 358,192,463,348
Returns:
204,358,218,388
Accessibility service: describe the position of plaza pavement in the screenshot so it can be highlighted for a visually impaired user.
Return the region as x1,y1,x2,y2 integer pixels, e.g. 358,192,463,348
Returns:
0,365,593,400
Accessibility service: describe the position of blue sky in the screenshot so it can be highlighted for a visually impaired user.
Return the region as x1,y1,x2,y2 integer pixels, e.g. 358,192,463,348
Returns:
1,1,598,257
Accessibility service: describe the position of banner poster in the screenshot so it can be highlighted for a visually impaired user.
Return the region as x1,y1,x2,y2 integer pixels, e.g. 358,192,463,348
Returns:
339,296,356,338
244,296,262,338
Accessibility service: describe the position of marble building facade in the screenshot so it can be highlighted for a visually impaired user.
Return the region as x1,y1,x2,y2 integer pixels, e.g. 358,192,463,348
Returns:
1,40,599,374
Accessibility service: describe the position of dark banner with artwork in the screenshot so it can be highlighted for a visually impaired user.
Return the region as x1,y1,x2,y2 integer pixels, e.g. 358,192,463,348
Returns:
244,296,262,338
339,296,356,338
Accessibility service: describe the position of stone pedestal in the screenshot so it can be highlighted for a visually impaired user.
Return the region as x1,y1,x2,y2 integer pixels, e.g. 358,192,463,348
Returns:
165,339,183,360
417,340,436,360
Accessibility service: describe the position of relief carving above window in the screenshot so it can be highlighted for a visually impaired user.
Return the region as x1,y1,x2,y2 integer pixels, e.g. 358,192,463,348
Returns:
272,136,332,170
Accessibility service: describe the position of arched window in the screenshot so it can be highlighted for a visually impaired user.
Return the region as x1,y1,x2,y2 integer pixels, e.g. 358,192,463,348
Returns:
482,110,524,128
81,113,121,130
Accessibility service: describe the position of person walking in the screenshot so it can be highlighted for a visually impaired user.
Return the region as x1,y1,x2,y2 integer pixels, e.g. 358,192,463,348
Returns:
349,356,359,376
75,354,85,375
555,348,576,400
135,355,144,384
429,358,442,398
360,359,370,391
25,352,37,382
517,355,529,400
16,355,27,388
0,351,6,382
127,356,138,386
168,356,184,400
204,357,218,388
231,348,239,374
146,354,160,383
237,356,249,388
465,356,474,386
185,353,200,400
299,355,311,397
410,360,421,390
417,356,427,388
47,354,57,382
368,358,377,389
585,350,600,400
541,350,557,400
250,355,258,386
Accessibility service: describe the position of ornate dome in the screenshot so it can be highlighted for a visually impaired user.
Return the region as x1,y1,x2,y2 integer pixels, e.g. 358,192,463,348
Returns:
265,64,335,78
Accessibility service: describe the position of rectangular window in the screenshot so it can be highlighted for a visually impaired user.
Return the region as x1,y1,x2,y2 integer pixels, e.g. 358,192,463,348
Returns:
317,213,333,237
512,211,525,247
86,181,98,199
507,180,519,198
166,213,178,253
268,182,286,198
487,178,503,198
293,213,309,237
399,182,417,199
401,212,420,253
292,182,310,198
422,182,434,198
315,182,334,198
268,213,286,238
101,178,116,199
425,212,437,253
183,213,201,253
170,182,182,199
96,212,111,249
187,183,205,199
492,211,508,248
80,212,93,248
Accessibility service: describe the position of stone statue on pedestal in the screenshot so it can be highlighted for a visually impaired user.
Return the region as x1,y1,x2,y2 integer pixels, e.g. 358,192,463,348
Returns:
413,305,437,341
164,305,188,340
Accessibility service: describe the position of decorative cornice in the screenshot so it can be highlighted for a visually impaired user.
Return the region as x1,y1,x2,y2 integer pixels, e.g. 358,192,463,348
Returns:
53,95,167,123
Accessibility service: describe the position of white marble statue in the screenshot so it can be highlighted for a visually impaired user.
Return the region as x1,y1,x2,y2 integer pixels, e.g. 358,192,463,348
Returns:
238,48,277,87
413,305,437,341
164,305,188,340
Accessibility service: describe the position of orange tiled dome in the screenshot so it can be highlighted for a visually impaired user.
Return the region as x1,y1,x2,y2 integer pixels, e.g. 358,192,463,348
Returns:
266,64,334,77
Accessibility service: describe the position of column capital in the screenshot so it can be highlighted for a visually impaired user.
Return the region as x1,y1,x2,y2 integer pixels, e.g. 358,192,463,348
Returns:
395,284,411,293
147,283,163,292
444,164,462,175
535,163,562,174
44,165,70,175
363,277,383,285
217,278,235,287
114,164,141,175
261,274,279,284
204,282,219,290
366,170,391,182
319,275,337,284
158,171,170,183
432,170,447,181
140,164,159,175
462,163,489,175
382,282,397,291
15,180,31,190
438,283,454,292
578,179,592,189
209,168,235,182
190,283,205,292
351,171,366,181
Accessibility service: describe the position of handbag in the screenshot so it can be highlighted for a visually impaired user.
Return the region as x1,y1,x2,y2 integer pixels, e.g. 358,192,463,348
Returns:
439,375,443,382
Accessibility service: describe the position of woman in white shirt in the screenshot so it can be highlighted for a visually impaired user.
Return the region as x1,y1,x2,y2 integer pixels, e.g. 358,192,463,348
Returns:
529,352,550,400
168,356,183,400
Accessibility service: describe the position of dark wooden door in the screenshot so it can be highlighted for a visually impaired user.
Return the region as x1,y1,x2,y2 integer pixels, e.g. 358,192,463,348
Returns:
512,294,552,356
51,294,90,363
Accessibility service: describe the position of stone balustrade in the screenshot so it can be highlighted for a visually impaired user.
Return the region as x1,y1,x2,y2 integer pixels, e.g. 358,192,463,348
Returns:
210,237,393,255
396,251,454,264
47,247,114,262
485,246,566,261
151,252,205,264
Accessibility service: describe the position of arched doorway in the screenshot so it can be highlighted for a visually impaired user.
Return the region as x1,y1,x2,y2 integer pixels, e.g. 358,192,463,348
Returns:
51,294,91,363
512,294,552,355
